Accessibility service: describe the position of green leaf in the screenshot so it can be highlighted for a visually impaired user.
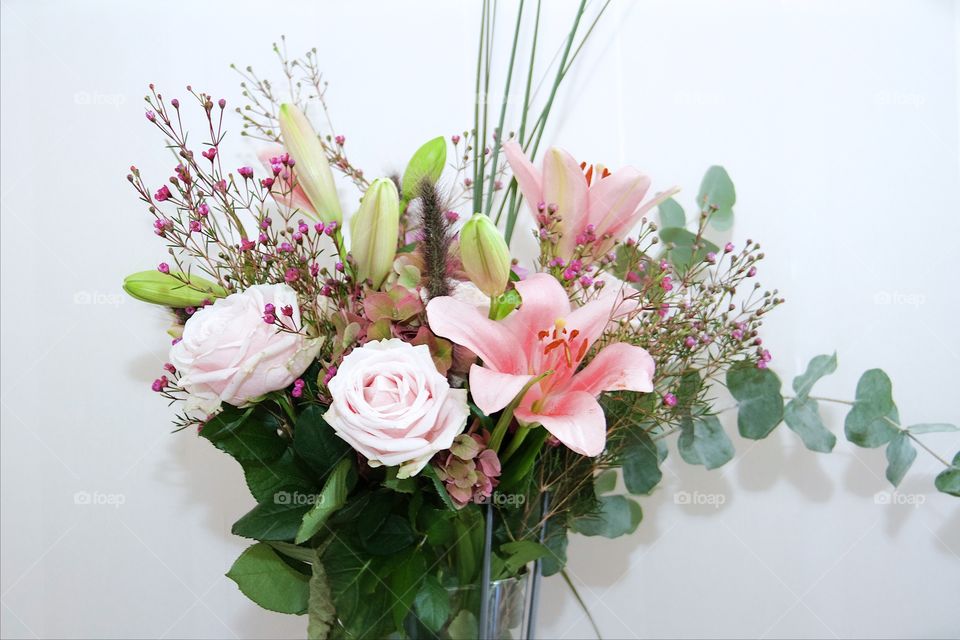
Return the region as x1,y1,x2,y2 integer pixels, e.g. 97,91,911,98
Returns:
322,538,373,634
307,550,335,640
489,288,522,320
792,352,838,399
727,362,784,439
500,540,550,574
226,543,309,615
540,518,568,577
200,406,287,462
447,610,478,640
390,553,426,629
658,197,685,228
678,415,735,470
621,429,663,495
421,465,459,511
413,574,450,633
884,432,916,488
659,227,720,273
697,165,735,231
844,369,900,448
934,452,960,497
594,469,617,495
362,515,417,556
293,406,352,480
241,449,317,502
907,423,958,434
296,458,354,544
570,495,642,538
267,541,316,564
402,136,447,199
783,398,837,453
231,499,311,541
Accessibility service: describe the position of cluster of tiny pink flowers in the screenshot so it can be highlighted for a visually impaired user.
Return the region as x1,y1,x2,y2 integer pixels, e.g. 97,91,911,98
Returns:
291,378,306,398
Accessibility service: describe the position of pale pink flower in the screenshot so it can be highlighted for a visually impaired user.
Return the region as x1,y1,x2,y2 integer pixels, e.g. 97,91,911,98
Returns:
427,273,655,456
502,141,678,259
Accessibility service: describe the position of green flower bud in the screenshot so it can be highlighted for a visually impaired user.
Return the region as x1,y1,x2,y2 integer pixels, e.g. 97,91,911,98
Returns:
350,178,400,289
122,271,227,307
459,213,511,298
278,103,342,224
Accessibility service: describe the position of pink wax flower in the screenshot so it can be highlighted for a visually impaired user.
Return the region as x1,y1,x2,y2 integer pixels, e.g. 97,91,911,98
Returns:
427,273,655,456
502,141,678,260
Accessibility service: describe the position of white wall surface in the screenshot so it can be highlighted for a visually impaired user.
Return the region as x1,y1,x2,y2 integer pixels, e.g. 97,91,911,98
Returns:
1,1,958,638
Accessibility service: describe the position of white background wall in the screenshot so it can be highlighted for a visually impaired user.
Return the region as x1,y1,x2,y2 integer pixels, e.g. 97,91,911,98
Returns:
2,1,958,638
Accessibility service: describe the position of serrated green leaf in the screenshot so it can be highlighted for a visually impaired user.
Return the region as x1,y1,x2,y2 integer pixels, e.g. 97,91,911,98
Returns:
402,136,446,198
201,406,287,462
792,353,838,398
361,515,416,556
293,405,352,481
678,415,735,470
267,541,316,564
907,423,958,434
307,550,335,639
421,465,459,511
390,553,426,629
232,499,311,541
658,197,685,228
884,432,916,487
226,543,310,614
295,458,353,544
783,397,836,453
727,362,784,439
413,574,450,633
241,449,317,502
697,165,735,231
570,495,642,538
844,369,900,448
621,429,663,495
500,540,550,574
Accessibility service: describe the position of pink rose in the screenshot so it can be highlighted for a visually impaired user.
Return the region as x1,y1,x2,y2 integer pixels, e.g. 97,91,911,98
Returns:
170,284,320,416
324,339,469,477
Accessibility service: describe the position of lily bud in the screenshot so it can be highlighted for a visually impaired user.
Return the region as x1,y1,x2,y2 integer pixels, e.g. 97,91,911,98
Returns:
122,271,227,307
350,178,399,289
278,104,342,224
459,214,511,298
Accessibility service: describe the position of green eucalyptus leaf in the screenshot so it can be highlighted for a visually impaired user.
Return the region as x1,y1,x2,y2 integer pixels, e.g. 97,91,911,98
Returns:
659,227,720,273
907,423,958,434
540,519,568,577
295,458,354,544
783,398,836,453
884,432,916,488
658,197,685,228
594,469,618,495
727,362,784,439
678,415,735,470
402,136,447,198
570,495,642,538
844,369,900,448
621,429,663,495
697,165,735,231
792,353,838,399
500,540,550,574
934,452,960,497
226,543,310,615
307,550,335,640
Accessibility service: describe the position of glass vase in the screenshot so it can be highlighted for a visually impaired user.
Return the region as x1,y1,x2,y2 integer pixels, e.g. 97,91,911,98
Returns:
403,574,530,640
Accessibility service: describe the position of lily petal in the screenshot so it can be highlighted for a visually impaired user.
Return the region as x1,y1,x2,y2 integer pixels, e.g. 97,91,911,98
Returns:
501,273,571,340
469,365,534,415
569,343,655,396
502,141,543,217
542,147,588,257
587,168,651,237
604,186,681,239
565,290,625,347
515,390,606,456
257,147,316,215
426,296,523,373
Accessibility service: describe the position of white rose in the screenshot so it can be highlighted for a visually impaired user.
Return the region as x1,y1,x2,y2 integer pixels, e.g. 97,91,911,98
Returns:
324,339,469,477
170,284,321,416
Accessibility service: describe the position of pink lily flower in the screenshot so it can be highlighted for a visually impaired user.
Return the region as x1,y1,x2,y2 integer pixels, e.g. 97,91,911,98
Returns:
257,146,316,216
426,273,655,456
502,141,678,259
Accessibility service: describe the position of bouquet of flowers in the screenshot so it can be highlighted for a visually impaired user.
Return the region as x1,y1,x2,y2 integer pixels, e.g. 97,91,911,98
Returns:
122,6,958,639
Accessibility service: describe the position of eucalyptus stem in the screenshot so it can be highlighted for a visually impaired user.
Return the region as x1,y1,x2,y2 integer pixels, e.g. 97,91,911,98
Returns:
484,0,525,218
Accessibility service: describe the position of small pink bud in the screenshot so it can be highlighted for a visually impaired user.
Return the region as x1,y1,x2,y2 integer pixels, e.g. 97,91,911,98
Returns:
663,393,678,407
157,262,170,274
